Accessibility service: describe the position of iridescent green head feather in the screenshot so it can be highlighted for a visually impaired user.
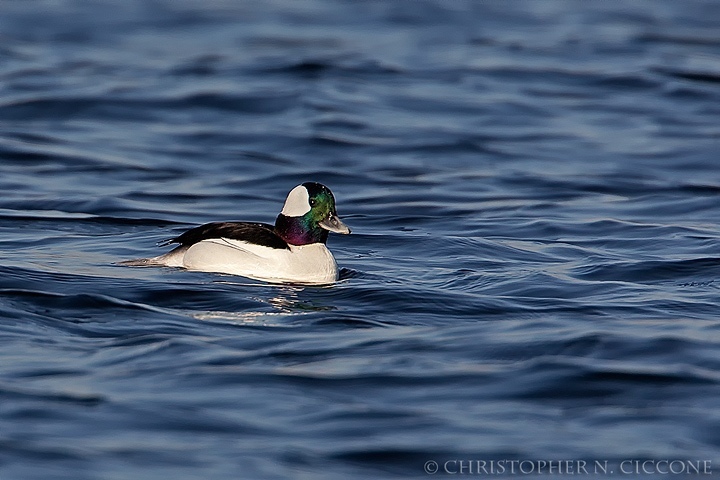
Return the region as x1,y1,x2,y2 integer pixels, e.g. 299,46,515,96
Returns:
275,183,350,246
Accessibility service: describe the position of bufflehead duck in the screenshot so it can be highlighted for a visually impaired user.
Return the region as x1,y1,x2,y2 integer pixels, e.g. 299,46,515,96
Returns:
122,182,350,284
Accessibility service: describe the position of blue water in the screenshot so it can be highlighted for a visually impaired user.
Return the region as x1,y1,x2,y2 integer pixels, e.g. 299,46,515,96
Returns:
2,1,720,479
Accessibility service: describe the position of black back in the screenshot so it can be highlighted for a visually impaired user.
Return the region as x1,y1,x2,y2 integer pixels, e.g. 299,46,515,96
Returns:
161,222,289,250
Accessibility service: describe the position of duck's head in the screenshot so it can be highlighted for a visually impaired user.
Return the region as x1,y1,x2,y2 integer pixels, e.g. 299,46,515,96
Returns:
275,182,351,245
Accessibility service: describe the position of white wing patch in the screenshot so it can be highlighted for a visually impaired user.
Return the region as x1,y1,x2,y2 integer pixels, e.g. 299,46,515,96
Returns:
212,237,275,257
280,185,311,217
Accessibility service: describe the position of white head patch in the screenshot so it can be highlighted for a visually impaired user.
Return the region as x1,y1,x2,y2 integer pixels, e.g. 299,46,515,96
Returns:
280,185,311,217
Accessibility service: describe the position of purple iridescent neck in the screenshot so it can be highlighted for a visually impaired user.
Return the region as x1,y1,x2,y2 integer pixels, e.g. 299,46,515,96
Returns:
274,214,328,246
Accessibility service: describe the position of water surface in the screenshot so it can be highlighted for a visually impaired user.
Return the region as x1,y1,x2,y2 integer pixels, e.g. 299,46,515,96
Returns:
1,1,720,478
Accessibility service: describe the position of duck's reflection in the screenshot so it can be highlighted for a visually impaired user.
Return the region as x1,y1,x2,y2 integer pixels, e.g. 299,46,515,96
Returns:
192,284,335,326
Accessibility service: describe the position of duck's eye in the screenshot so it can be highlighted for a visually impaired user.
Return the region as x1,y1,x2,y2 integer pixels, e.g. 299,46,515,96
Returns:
309,198,317,207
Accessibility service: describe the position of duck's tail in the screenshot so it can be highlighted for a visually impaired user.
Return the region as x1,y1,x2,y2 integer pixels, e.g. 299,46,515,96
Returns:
116,245,189,268
116,257,164,267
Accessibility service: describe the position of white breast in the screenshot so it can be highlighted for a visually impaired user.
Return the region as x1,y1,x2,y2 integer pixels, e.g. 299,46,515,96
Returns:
180,238,338,284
